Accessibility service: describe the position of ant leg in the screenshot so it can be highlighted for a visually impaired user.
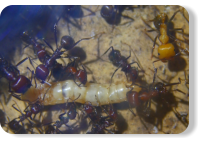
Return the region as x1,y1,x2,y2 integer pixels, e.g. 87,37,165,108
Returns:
141,16,156,31
27,67,37,88
151,35,159,59
71,32,105,50
110,66,121,84
15,57,29,67
81,6,97,17
12,104,22,114
100,46,114,59
168,10,181,23
120,14,134,26
129,61,141,69
129,107,136,116
43,39,54,52
54,22,59,49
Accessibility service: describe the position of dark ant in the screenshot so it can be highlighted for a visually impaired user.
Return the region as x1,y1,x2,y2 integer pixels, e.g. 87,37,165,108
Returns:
126,68,182,117
52,95,81,132
83,102,116,134
100,5,135,31
84,103,117,134
66,94,81,120
100,46,141,85
0,54,32,94
54,5,96,35
12,101,43,121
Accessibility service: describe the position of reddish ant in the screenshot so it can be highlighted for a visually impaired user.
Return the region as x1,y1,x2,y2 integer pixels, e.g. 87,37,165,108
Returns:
63,58,87,86
0,54,32,94
126,68,182,117
100,46,141,85
83,101,116,134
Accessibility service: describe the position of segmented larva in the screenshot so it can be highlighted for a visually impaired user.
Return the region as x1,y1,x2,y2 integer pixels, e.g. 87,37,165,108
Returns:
21,80,141,106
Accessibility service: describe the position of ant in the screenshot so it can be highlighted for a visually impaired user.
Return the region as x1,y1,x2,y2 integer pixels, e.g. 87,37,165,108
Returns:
142,9,188,62
21,31,54,64
83,102,116,134
100,46,141,85
53,5,96,36
62,58,87,86
52,95,81,132
12,100,43,122
0,54,32,94
126,68,182,117
100,5,136,31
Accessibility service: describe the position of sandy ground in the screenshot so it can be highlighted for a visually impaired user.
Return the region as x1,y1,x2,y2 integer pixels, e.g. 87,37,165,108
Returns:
0,5,189,134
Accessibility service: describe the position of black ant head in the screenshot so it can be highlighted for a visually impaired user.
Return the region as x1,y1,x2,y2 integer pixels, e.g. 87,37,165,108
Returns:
154,13,168,29
21,31,32,44
108,49,121,61
100,5,115,20
153,82,166,94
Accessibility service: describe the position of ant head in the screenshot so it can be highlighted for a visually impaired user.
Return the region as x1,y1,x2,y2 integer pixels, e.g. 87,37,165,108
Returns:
154,13,168,29
153,82,166,94
21,31,32,44
8,118,22,131
108,49,121,62
61,36,75,50
100,5,114,19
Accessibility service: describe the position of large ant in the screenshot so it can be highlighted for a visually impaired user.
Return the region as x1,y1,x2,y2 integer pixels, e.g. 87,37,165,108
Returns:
100,46,141,85
53,5,96,35
100,5,136,31
51,95,81,132
142,9,188,62
126,68,181,116
62,58,87,86
83,102,116,134
0,54,32,94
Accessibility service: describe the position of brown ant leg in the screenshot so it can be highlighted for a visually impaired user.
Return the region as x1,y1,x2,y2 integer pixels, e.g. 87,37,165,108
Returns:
27,67,37,88
151,35,159,59
42,39,54,52
141,16,156,31
99,46,115,61
168,10,181,23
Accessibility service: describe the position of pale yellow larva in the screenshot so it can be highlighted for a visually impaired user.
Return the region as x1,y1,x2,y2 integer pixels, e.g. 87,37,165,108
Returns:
21,80,141,106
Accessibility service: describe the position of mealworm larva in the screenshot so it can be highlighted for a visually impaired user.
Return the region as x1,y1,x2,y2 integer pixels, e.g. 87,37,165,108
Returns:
21,80,141,106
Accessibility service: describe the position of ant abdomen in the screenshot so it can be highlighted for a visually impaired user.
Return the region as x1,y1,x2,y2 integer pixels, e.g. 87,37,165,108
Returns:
75,69,87,85
35,64,50,81
11,75,32,94
126,91,141,107
61,36,75,50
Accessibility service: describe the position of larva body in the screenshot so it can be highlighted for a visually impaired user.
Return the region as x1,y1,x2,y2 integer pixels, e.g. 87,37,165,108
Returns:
21,80,141,106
